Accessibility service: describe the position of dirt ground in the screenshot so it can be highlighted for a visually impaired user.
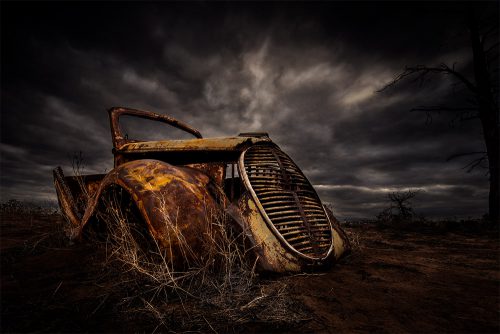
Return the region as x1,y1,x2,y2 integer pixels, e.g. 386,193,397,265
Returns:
1,213,499,333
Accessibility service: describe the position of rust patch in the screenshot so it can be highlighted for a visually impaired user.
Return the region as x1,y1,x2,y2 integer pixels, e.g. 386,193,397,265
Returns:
236,192,302,272
109,106,202,148
53,167,80,227
185,162,226,186
53,106,350,273
117,136,271,154
74,160,220,264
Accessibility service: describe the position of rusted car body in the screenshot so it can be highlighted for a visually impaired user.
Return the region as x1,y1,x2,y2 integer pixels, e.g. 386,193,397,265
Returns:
54,107,349,272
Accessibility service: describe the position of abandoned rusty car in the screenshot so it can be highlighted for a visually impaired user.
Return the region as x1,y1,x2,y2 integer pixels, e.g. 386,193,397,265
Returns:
53,107,349,272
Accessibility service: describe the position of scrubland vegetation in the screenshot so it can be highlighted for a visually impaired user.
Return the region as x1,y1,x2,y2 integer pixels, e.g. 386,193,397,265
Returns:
1,199,498,333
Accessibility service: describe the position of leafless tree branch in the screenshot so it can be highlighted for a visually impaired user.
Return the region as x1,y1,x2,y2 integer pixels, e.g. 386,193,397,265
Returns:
481,25,498,42
378,64,477,93
445,151,488,173
485,41,499,55
446,151,487,162
410,106,478,113
409,105,479,125
463,156,488,173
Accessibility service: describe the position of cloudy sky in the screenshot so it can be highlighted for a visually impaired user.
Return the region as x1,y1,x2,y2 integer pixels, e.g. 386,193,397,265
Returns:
1,2,497,219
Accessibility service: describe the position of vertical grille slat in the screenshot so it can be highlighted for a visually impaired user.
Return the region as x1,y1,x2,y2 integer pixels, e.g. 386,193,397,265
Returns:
241,144,333,259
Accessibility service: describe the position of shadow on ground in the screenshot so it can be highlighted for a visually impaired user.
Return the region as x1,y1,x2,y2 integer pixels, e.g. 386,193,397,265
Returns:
1,213,499,333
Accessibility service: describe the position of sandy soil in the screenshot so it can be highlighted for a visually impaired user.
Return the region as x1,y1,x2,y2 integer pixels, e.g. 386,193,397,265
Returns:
1,213,499,333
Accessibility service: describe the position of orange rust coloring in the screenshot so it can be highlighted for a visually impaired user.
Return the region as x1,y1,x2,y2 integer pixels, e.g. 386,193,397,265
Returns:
54,107,350,272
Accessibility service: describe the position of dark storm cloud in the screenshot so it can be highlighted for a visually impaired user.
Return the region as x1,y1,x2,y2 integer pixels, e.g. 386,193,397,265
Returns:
1,2,494,218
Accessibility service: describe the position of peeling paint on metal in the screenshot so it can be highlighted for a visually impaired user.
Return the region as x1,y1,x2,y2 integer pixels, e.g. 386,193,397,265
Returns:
117,137,272,154
53,107,350,273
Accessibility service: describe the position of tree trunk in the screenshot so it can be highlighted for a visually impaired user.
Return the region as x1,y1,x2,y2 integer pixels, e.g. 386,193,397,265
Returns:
469,14,500,224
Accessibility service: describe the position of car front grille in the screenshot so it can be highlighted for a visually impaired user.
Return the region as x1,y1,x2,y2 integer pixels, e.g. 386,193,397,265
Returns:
239,144,333,259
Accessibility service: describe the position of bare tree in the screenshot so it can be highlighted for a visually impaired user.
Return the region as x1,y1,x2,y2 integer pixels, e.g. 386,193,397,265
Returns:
376,189,423,225
380,8,499,224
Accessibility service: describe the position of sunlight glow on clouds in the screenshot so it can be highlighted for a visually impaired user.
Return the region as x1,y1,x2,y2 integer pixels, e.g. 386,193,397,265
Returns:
1,3,490,218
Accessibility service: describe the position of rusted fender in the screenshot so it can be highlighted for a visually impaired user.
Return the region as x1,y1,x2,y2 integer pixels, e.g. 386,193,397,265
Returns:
324,206,351,261
227,193,350,273
229,192,304,273
53,166,81,228
77,159,221,264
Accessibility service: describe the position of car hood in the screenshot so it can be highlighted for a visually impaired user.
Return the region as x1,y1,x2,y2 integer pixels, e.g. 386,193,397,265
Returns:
116,136,273,153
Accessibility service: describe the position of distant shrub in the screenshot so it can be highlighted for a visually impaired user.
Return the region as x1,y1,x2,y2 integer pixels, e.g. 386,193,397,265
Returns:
376,190,425,226
0,199,58,216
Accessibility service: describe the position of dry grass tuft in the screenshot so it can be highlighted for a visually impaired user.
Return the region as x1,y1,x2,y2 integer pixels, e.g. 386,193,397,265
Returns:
92,188,311,332
344,227,363,252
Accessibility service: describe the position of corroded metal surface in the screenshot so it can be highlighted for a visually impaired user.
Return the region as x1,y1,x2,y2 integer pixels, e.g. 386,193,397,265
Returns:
73,160,219,263
324,206,351,260
232,192,302,272
185,162,226,186
53,167,81,227
117,137,272,154
53,160,220,264
239,144,334,262
53,106,350,273
109,107,202,148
